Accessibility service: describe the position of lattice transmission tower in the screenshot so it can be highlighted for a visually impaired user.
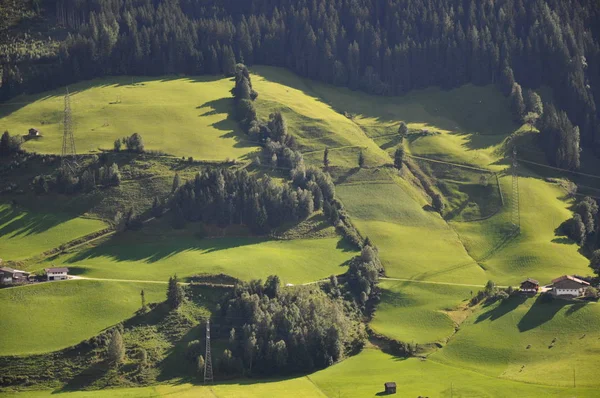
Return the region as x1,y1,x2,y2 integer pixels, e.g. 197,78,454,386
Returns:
204,319,214,383
511,147,520,233
61,88,78,172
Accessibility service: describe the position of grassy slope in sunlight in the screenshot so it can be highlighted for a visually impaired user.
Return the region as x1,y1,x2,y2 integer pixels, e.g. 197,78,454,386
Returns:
0,203,107,261
0,280,165,355
0,76,258,160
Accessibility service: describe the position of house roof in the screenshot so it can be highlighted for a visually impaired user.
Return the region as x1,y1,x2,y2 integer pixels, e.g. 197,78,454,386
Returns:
521,278,539,285
45,267,69,273
551,275,590,286
0,266,15,273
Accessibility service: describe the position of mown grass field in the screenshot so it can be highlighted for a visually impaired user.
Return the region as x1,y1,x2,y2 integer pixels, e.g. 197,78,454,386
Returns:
251,66,391,168
371,281,472,345
0,76,258,160
310,348,598,397
47,217,355,285
0,376,327,397
2,65,600,394
335,174,486,284
0,203,107,261
0,280,165,355
433,295,600,387
452,176,589,285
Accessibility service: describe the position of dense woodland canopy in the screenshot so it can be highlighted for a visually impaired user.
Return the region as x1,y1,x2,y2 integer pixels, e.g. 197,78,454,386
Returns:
1,0,600,162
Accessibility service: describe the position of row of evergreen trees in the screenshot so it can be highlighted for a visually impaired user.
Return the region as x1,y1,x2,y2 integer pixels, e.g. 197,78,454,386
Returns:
170,168,325,233
2,0,599,157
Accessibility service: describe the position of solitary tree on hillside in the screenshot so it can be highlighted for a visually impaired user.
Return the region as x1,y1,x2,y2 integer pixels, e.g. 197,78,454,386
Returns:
140,289,147,313
108,329,125,366
358,150,365,168
323,147,330,169
167,274,184,309
394,147,404,169
526,90,544,116
398,121,408,137
510,83,526,123
197,355,205,376
432,193,444,214
172,173,181,193
524,112,540,131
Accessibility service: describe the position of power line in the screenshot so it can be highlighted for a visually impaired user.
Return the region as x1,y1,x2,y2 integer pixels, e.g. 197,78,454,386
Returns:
204,319,214,384
61,88,78,172
512,147,521,233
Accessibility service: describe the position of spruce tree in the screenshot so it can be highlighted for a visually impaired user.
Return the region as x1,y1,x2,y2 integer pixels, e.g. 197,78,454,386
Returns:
510,83,526,123
398,122,408,137
140,289,147,313
323,147,330,169
167,274,184,309
394,147,404,169
172,173,181,193
358,150,365,168
107,329,125,366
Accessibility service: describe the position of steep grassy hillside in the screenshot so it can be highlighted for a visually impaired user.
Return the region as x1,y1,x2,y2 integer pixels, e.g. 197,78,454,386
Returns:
251,66,391,168
0,76,258,160
335,172,486,284
0,203,107,261
433,295,600,387
47,217,355,285
371,281,472,345
452,176,589,285
311,348,597,397
0,280,165,355
0,377,327,397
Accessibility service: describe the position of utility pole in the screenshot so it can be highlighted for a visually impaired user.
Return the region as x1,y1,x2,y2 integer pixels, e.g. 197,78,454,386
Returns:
204,319,213,384
573,368,576,388
61,88,77,172
511,147,520,233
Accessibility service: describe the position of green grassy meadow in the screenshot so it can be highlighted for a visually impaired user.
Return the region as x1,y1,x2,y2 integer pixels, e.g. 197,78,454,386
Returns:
1,65,599,395
0,280,165,355
310,348,598,397
0,376,327,397
433,295,600,387
0,76,258,160
49,218,355,285
371,281,472,344
0,203,107,261
336,178,486,284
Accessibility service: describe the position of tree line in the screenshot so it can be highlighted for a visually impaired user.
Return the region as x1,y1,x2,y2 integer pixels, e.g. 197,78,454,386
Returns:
2,0,599,164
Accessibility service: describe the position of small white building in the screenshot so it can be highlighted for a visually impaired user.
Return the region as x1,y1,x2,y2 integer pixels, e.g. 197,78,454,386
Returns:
45,267,69,281
551,275,589,297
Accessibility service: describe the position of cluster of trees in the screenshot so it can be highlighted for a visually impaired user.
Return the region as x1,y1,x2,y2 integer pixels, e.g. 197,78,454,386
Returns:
33,158,121,195
345,242,383,310
538,104,581,170
0,131,22,156
562,196,599,247
114,133,145,153
3,0,599,160
218,276,366,376
170,168,323,233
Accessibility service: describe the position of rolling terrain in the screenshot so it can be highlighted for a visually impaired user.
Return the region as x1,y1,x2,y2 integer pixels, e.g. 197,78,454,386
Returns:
1,65,599,396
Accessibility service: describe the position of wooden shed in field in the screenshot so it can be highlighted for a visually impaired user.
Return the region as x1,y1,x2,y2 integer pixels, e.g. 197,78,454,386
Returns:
384,382,396,394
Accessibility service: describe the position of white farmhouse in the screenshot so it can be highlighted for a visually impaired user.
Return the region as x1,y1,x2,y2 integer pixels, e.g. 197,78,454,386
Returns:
45,267,69,281
551,275,589,297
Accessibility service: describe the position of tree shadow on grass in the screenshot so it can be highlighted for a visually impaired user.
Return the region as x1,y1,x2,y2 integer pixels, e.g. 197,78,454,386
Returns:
475,295,527,324
517,295,573,332
65,231,266,265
